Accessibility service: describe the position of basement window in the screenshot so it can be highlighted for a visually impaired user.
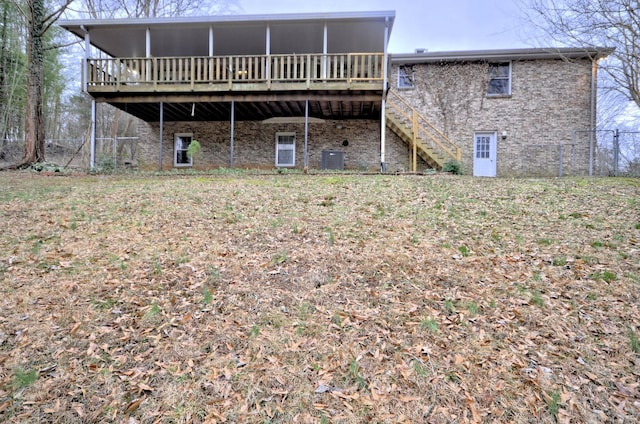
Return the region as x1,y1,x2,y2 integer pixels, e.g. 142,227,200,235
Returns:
275,133,296,167
174,133,193,167
398,65,415,89
487,62,511,96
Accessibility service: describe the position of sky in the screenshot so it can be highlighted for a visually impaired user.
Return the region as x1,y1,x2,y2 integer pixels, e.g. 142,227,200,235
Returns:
238,0,535,53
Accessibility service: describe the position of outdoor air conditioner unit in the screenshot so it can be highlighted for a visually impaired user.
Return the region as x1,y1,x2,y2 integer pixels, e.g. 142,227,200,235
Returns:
321,150,344,170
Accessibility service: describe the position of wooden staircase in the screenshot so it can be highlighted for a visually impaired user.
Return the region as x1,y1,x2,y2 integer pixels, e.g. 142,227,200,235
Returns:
386,90,461,171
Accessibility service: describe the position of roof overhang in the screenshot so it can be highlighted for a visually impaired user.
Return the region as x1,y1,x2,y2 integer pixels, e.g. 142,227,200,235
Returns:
59,11,395,58
391,47,615,64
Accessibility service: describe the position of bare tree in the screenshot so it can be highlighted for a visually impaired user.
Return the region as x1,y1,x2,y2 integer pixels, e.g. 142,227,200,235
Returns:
72,0,240,19
2,0,72,169
523,0,639,110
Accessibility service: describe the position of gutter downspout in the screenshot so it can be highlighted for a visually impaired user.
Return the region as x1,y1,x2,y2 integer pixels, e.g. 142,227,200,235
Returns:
589,58,598,176
380,17,389,172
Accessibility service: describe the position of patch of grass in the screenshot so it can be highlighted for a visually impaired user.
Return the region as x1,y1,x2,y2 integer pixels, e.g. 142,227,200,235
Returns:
552,256,567,267
326,227,335,245
92,297,116,310
206,266,220,284
420,317,439,332
14,367,38,389
202,289,214,305
249,325,260,337
458,245,471,257
546,389,561,420
590,240,604,248
272,251,288,265
444,299,456,315
465,302,479,316
347,358,368,390
530,291,544,307
628,328,640,353
298,302,316,320
143,304,161,321
589,270,617,283
537,238,553,246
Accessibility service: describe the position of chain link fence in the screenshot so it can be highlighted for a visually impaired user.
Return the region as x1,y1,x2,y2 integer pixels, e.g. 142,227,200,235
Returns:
514,129,639,177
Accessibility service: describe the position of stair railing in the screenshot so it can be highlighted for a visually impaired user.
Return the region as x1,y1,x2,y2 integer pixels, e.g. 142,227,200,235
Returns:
386,90,462,165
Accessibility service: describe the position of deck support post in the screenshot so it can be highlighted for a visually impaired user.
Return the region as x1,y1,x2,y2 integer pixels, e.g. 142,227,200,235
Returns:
90,99,96,169
230,100,235,168
83,30,90,92
159,101,164,171
304,99,309,168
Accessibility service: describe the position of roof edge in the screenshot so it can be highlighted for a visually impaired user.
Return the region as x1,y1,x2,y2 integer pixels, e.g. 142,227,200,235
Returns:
391,47,615,63
58,10,396,28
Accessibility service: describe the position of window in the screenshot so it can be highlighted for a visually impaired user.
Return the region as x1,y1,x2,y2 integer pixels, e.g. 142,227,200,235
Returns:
398,65,415,89
174,133,193,167
276,133,295,167
475,135,491,159
487,62,511,96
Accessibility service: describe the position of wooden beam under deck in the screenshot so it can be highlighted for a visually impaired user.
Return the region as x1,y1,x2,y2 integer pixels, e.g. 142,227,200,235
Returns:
92,92,383,104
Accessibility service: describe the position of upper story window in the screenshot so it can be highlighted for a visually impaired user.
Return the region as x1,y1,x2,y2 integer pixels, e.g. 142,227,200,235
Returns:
398,65,415,89
487,62,511,96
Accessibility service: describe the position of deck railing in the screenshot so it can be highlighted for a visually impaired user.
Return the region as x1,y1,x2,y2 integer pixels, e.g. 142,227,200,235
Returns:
86,53,384,90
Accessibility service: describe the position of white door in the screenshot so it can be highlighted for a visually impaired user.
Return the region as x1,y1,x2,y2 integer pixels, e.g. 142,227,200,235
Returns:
473,132,497,177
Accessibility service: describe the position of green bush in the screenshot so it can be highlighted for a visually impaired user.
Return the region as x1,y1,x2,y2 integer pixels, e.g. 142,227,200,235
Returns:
442,159,462,175
186,140,202,160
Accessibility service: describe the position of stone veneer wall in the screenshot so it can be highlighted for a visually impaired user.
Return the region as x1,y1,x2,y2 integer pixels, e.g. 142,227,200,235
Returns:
137,119,414,172
389,58,594,176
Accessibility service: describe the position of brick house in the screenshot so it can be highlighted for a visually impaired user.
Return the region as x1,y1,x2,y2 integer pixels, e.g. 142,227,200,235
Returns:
59,11,612,176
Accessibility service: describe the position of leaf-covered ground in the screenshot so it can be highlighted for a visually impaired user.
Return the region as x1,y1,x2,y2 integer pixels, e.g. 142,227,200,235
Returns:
0,172,638,423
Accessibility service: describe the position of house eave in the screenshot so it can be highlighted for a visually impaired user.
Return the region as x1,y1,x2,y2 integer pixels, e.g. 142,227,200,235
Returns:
58,10,396,29
390,47,615,64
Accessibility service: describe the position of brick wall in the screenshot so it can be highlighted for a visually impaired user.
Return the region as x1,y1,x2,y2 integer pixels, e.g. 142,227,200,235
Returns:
137,119,412,172
389,58,594,176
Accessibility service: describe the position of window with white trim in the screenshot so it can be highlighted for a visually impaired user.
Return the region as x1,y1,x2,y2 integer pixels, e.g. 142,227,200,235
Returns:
487,62,511,96
275,133,295,167
174,133,193,167
398,65,415,89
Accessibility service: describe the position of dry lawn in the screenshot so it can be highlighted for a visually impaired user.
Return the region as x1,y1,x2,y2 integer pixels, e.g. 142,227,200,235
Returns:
0,172,639,423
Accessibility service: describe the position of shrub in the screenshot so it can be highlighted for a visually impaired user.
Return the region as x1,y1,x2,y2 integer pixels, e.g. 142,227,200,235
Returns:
186,140,202,160
442,159,462,174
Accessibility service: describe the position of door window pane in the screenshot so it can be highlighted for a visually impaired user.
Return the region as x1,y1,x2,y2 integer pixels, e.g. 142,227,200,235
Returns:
476,136,490,159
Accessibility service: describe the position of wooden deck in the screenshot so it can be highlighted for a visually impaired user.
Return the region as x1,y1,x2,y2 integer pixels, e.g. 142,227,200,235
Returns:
86,53,385,94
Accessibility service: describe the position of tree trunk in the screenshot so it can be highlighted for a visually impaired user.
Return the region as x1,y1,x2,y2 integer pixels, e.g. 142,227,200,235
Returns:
22,0,46,166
